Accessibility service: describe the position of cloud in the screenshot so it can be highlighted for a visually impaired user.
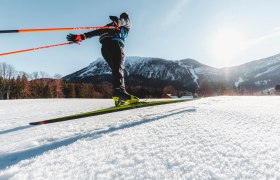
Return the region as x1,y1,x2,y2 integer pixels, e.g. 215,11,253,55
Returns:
245,27,280,49
209,26,280,63
273,26,280,31
163,0,190,26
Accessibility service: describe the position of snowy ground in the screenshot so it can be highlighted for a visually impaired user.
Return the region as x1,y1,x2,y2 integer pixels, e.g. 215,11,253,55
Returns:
0,96,280,179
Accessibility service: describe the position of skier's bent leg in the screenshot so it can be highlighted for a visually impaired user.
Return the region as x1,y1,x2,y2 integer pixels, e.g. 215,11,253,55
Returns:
111,45,139,106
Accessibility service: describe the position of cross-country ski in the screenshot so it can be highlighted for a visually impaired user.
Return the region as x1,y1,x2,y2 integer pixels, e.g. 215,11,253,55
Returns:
29,98,195,125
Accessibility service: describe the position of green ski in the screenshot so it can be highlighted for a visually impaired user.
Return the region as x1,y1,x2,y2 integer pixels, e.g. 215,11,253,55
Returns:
29,98,195,125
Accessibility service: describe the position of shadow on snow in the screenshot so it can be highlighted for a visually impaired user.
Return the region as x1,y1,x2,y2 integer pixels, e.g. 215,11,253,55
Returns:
0,108,196,170
0,125,31,135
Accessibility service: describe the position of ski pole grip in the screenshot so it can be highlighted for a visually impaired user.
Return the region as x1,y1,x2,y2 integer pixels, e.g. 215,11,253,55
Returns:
0,30,19,33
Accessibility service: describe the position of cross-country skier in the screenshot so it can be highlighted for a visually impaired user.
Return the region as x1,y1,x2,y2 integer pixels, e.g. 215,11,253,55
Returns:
66,12,139,106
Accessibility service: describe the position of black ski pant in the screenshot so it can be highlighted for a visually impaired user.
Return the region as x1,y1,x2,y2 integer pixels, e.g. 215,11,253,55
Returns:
101,40,125,93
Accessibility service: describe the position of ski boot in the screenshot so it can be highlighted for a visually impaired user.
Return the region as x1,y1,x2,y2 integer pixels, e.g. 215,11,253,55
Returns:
112,89,140,106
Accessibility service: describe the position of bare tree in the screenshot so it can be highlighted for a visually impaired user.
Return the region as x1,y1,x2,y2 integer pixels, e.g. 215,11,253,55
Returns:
0,76,3,99
32,71,39,80
6,64,16,99
40,71,50,79
53,74,64,98
199,80,214,97
18,71,31,80
0,62,16,99
0,62,7,79
54,74,63,79
275,84,280,95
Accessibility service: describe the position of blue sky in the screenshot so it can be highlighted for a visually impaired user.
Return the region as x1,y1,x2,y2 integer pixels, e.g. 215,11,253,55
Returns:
0,0,280,76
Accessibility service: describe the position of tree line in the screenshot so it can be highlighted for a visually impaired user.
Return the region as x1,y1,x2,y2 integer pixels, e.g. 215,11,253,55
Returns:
0,62,190,100
198,79,280,97
0,62,114,100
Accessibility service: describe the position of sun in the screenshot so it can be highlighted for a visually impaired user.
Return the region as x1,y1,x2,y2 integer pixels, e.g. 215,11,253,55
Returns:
210,27,246,66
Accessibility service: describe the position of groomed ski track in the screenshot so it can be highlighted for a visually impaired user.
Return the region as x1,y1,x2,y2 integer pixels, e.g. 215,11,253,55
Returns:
0,97,280,179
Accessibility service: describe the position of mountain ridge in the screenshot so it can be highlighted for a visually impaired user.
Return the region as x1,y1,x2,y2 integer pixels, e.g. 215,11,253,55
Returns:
63,53,280,93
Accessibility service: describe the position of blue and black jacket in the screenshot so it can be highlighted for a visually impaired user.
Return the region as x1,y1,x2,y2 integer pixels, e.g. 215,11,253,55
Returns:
83,16,131,46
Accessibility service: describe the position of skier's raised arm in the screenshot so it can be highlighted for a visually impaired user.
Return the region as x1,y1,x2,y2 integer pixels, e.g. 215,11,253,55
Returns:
66,23,115,43
66,13,130,43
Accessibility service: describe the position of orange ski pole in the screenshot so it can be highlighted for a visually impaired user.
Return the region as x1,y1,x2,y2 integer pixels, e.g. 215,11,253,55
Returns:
0,42,76,56
0,26,116,33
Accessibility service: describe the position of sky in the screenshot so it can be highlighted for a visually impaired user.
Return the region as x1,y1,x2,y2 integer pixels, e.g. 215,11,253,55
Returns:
0,0,280,76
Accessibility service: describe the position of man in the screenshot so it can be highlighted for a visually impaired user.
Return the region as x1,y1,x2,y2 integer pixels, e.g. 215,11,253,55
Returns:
67,12,139,106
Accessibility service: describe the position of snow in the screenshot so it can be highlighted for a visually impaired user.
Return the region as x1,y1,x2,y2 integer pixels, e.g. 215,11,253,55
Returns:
255,80,271,86
78,66,97,77
1,97,280,179
177,61,199,84
189,68,199,85
126,56,153,64
255,65,280,78
77,57,112,78
194,66,218,76
234,77,244,87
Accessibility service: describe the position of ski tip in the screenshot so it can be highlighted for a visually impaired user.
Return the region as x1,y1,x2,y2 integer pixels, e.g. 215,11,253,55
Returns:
29,121,46,125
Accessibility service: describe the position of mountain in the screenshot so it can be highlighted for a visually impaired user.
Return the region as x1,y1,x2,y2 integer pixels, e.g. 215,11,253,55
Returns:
63,57,199,93
227,54,280,90
63,54,280,93
178,54,280,91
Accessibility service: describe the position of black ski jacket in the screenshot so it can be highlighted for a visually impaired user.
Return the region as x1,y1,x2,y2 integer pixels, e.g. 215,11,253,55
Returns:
83,17,131,46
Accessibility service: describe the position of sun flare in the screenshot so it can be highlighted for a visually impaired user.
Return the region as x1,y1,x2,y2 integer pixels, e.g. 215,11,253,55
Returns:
210,27,246,65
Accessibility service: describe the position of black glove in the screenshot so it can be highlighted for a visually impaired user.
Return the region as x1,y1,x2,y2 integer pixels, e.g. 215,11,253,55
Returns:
67,34,86,43
109,16,119,26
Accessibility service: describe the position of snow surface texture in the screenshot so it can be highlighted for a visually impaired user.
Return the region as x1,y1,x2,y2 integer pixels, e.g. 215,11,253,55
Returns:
0,97,280,179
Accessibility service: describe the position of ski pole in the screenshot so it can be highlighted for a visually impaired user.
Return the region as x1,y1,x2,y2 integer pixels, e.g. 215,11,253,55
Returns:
0,26,116,33
0,42,76,56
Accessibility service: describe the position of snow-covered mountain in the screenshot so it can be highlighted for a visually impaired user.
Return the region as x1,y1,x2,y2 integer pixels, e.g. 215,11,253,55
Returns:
178,54,280,91
64,54,280,92
227,54,280,90
64,57,199,93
